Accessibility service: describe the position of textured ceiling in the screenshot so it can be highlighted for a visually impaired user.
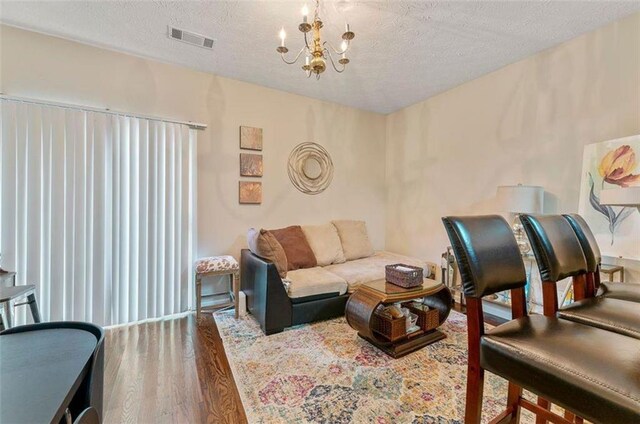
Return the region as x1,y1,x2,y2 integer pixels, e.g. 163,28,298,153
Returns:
1,1,639,114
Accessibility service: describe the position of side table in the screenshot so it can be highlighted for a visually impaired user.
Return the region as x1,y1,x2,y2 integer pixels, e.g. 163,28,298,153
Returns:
194,256,240,320
345,278,452,358
600,264,624,283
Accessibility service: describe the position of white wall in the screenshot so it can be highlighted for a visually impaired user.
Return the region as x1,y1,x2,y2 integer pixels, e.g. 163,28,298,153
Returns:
0,25,388,263
385,13,640,282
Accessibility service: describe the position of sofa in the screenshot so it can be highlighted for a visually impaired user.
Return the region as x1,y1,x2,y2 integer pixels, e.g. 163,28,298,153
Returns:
241,220,437,335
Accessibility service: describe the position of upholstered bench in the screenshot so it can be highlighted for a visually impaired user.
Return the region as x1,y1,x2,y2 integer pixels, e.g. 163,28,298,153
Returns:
195,255,240,320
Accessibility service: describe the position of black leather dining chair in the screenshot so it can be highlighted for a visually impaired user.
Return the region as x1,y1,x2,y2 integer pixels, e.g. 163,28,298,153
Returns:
0,321,105,421
563,213,640,302
442,214,640,424
520,214,640,340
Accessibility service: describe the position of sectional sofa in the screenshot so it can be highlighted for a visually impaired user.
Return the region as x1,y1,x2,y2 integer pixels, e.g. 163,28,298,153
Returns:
241,220,437,335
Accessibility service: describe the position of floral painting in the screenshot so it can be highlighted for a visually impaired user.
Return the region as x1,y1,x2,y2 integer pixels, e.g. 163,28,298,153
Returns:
578,135,640,260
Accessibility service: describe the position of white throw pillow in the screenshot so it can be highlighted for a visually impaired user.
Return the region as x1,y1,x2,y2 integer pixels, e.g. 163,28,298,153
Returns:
301,223,346,266
331,220,374,261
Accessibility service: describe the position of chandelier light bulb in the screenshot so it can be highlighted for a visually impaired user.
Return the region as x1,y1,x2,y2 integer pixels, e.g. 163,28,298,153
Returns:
302,4,309,18
279,27,286,46
341,40,348,52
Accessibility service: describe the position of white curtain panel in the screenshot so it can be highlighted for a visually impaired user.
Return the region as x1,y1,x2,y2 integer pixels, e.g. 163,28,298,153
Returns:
0,99,196,326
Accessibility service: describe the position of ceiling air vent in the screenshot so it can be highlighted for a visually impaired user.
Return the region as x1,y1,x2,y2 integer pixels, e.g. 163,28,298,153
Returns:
168,26,214,50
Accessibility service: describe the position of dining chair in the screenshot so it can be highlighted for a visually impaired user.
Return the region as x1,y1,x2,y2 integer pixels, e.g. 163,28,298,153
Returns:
442,214,640,424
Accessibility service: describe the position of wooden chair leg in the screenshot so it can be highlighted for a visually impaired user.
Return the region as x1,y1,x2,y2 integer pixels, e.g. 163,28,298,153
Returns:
195,276,202,321
535,397,550,424
505,382,522,423
27,293,41,323
465,297,485,424
465,364,484,424
572,274,587,301
542,281,558,317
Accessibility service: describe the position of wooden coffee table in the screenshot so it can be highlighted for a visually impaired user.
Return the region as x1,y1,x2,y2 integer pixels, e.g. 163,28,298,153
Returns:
345,278,452,358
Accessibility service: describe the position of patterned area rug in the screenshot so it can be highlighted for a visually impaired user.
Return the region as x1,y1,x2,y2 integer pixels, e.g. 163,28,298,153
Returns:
214,310,537,423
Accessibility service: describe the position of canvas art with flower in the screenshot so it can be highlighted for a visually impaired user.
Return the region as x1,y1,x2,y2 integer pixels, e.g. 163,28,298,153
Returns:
579,135,640,260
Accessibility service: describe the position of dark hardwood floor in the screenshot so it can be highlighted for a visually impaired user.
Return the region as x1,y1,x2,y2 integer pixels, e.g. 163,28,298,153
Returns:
103,313,247,424
102,302,494,423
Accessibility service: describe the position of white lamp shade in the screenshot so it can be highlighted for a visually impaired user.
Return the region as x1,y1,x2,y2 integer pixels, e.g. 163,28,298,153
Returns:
496,185,544,214
600,187,640,206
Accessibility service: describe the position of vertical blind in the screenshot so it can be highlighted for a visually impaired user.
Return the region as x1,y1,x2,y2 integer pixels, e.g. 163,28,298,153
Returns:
0,99,197,326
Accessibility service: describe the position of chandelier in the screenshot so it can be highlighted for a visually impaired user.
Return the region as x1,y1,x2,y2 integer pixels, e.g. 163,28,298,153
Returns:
276,0,355,79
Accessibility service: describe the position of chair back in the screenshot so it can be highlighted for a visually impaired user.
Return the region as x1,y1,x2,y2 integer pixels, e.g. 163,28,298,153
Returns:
442,215,527,298
0,321,105,419
562,214,601,273
520,214,588,282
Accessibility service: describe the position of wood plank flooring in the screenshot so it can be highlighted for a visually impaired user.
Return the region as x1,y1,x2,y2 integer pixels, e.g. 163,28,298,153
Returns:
103,313,247,424
102,302,486,424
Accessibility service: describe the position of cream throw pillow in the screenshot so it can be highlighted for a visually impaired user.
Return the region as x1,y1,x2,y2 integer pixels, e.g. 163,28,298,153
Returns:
301,223,346,266
331,220,374,261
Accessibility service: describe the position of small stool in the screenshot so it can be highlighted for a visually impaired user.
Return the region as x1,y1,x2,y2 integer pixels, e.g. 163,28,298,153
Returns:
195,256,240,320
0,284,41,330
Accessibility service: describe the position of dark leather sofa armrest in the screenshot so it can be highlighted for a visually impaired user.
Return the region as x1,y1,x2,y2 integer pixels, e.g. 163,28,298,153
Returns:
240,249,292,334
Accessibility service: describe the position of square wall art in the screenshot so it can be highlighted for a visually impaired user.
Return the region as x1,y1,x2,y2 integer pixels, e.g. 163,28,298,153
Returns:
578,134,640,260
239,181,262,204
240,153,263,177
240,126,263,151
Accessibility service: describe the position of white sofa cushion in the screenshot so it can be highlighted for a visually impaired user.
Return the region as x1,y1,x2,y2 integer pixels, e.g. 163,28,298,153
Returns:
301,223,346,266
284,267,348,298
331,220,374,261
324,251,429,291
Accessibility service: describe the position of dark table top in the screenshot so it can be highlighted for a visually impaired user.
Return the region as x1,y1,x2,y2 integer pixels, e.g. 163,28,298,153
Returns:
0,328,97,424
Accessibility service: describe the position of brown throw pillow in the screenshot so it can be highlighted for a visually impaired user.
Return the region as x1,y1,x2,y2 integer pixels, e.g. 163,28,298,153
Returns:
269,225,318,271
247,228,288,278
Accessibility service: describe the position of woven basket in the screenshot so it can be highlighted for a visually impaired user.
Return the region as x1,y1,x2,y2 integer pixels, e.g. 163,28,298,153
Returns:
403,302,439,331
372,312,407,342
385,263,423,288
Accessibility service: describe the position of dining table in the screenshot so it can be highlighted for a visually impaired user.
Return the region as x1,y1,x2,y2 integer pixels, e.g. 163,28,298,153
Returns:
0,327,97,423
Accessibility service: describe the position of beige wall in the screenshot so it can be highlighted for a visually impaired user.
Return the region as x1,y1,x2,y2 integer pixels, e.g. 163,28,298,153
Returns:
0,25,388,260
2,13,639,281
385,13,640,279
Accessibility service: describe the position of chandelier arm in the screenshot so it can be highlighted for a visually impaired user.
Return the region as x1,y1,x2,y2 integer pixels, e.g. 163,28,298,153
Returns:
323,40,349,55
280,46,307,65
325,49,346,73
304,31,311,50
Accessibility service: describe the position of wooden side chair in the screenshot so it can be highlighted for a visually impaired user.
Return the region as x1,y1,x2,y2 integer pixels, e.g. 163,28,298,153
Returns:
0,284,41,330
442,214,640,424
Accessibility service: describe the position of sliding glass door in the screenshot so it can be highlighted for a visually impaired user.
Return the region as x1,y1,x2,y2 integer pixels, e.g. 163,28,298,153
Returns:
0,99,196,326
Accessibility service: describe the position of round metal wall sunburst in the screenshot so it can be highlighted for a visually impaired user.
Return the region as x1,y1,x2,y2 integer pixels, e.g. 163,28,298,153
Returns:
287,142,334,195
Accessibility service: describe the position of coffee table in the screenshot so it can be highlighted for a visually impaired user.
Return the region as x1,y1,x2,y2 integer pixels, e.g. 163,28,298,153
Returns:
345,278,452,358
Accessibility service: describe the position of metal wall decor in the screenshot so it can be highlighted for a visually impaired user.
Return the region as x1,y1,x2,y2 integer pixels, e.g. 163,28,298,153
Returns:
287,142,333,195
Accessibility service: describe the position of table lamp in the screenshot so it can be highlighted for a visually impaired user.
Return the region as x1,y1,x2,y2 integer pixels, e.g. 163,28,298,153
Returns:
496,184,544,254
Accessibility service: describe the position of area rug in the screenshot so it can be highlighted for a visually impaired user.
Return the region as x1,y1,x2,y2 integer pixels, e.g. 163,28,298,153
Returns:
214,310,537,423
